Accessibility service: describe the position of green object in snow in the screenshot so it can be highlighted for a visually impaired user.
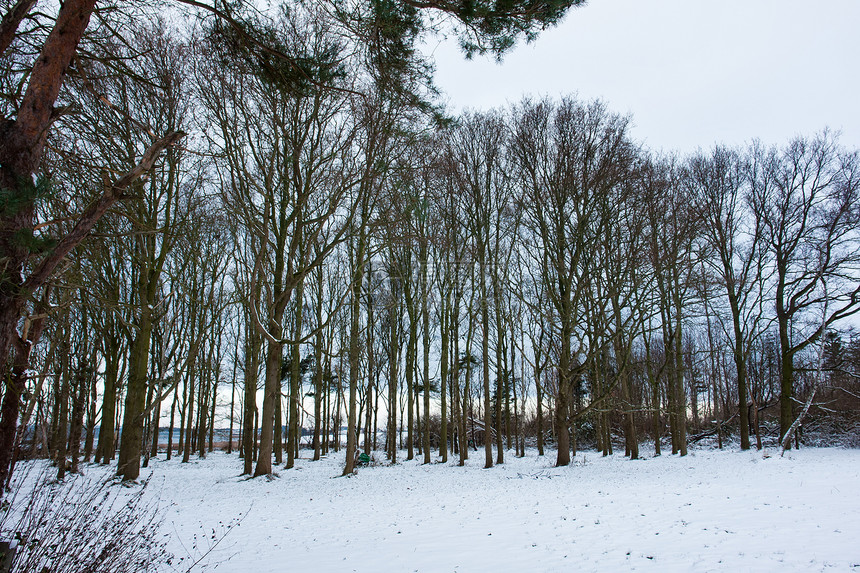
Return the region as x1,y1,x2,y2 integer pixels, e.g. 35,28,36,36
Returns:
358,453,371,465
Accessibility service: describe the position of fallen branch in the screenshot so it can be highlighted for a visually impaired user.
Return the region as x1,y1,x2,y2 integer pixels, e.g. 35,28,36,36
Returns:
780,389,815,456
688,412,739,444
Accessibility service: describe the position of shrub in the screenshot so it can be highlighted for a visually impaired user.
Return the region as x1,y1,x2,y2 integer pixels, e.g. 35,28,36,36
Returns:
0,463,168,573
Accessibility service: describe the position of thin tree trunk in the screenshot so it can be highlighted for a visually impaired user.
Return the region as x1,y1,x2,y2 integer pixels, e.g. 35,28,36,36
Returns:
439,289,449,462
242,329,260,475
288,281,304,469
167,386,177,461
83,373,96,463
55,339,71,480
228,353,237,454
96,337,119,464
421,243,431,464
69,360,88,474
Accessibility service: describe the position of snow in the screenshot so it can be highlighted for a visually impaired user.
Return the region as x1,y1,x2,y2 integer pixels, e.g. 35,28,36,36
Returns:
9,447,860,571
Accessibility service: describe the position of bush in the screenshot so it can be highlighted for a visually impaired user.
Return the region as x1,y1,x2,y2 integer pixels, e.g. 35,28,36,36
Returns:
0,463,169,573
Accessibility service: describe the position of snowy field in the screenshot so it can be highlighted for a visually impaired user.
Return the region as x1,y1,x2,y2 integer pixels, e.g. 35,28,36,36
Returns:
8,446,860,572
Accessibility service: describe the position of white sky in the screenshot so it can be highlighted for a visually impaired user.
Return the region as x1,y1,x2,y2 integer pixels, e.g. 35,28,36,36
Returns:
424,0,860,154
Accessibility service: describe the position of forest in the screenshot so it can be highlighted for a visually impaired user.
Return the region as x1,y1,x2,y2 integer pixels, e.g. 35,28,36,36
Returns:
2,1,860,570
1,0,859,497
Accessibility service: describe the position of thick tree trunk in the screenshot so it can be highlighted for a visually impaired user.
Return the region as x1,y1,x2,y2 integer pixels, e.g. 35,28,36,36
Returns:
481,302,493,469
451,302,464,466
343,224,366,476
555,303,572,467
182,362,196,463
254,339,282,476
117,311,153,481
730,304,750,451
646,352,661,457
0,321,44,486
619,362,637,460
462,303,475,464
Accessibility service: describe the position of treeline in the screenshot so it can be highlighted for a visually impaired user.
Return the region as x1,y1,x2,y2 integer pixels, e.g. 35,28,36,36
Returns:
1,1,859,486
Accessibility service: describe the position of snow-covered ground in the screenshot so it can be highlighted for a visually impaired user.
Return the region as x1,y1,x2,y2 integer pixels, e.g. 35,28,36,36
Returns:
10,446,860,572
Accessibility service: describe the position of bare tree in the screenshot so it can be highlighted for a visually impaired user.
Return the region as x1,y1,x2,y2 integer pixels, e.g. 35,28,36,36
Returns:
688,146,769,450
511,96,635,466
749,132,860,446
642,155,699,457
446,110,510,468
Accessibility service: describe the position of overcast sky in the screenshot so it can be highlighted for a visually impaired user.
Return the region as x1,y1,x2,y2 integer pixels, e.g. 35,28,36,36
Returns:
424,0,860,154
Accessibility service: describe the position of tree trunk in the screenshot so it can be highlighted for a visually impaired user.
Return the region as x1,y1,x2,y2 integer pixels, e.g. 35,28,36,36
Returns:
117,309,153,481
208,372,218,453
421,242,431,464
254,338,281,476
149,378,162,461
343,225,366,476
287,281,304,469
439,290,449,462
242,330,260,475
312,325,323,461
274,385,283,464
406,287,416,461
167,386,177,461
494,310,505,465
228,356,236,455
777,312,794,448
364,282,375,456
555,305,572,467
68,360,88,474
0,329,42,485
55,333,71,480
182,363,196,464
673,306,687,456
83,374,96,462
